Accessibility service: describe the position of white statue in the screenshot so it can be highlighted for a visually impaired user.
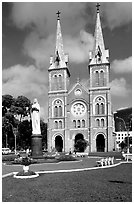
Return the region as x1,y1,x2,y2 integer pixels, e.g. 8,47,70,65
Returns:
31,98,41,135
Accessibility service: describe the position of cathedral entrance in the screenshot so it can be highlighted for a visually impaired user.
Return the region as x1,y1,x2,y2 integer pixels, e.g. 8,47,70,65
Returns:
55,136,63,152
96,134,105,152
74,133,85,152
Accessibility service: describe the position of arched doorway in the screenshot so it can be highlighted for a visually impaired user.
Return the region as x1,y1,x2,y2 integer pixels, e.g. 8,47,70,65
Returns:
74,133,85,152
96,134,105,152
55,136,63,152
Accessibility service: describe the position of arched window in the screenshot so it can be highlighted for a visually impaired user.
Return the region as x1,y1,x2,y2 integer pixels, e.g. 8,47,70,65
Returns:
59,120,62,129
100,103,105,114
59,106,62,117
55,121,58,129
82,120,85,128
77,120,80,128
73,120,76,128
100,70,104,86
96,119,100,127
54,106,58,117
58,74,62,89
53,99,63,117
95,97,105,115
95,71,99,85
101,119,104,127
96,103,99,115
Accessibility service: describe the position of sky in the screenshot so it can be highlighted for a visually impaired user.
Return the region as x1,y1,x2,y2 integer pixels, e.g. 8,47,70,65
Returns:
2,1,132,121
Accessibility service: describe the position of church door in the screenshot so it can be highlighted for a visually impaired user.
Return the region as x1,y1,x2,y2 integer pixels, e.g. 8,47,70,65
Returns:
55,136,63,152
96,134,105,152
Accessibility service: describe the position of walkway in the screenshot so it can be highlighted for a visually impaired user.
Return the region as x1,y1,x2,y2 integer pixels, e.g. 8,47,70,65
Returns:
3,157,129,178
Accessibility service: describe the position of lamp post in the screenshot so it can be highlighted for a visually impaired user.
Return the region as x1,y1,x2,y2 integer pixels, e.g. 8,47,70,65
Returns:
116,116,130,161
6,133,8,148
13,127,17,154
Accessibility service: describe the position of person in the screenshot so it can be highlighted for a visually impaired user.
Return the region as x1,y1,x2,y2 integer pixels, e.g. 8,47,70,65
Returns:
31,98,41,135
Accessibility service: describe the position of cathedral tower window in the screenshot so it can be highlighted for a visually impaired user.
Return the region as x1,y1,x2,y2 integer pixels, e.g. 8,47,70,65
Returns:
82,120,85,128
100,70,104,86
101,118,105,127
95,71,99,85
77,120,80,128
59,105,62,116
96,119,100,127
95,97,105,115
53,99,64,117
54,121,58,129
100,103,105,114
54,106,58,117
59,120,62,129
73,120,76,128
96,103,99,115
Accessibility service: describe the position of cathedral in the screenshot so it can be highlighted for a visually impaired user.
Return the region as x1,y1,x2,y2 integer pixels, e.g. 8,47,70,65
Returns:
47,4,114,153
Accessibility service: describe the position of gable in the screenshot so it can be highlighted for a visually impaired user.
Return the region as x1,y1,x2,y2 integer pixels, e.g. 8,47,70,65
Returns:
68,82,89,104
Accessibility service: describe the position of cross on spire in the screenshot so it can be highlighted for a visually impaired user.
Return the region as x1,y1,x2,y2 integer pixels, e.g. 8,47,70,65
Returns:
56,11,61,20
96,3,100,13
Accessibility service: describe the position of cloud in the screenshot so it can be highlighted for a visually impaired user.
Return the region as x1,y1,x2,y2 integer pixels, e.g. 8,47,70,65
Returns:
23,31,55,68
10,2,132,37
111,56,132,73
2,64,48,120
64,30,94,63
11,2,85,36
101,2,132,29
23,30,94,67
110,78,131,97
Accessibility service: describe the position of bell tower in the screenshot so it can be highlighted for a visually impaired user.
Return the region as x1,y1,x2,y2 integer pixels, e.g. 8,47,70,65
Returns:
88,3,113,152
47,11,70,152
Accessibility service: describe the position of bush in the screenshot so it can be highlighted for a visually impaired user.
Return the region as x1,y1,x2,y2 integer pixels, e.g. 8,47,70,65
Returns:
16,170,36,176
2,154,17,162
74,139,88,152
21,157,31,166
57,155,77,161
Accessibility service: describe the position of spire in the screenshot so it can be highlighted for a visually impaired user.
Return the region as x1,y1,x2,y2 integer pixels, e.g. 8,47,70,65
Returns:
55,11,65,63
94,3,105,54
89,3,109,65
49,11,69,72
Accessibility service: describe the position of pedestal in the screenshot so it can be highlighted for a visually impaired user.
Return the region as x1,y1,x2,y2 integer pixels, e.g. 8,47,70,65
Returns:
31,134,42,157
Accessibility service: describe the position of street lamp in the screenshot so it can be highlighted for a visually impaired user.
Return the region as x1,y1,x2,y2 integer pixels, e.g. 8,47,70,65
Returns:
13,127,18,154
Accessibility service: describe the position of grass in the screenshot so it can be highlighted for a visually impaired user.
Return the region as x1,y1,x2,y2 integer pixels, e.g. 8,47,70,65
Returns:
2,163,132,202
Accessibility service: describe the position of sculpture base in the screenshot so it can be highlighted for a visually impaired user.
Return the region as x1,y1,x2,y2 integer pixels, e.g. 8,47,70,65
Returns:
31,134,42,157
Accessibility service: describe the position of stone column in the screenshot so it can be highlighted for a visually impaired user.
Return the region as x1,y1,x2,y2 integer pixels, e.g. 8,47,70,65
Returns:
31,134,42,157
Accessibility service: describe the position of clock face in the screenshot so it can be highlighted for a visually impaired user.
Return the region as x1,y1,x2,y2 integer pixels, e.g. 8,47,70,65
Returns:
71,102,86,116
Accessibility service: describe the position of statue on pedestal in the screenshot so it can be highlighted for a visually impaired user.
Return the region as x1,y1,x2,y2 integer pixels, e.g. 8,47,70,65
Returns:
31,98,41,135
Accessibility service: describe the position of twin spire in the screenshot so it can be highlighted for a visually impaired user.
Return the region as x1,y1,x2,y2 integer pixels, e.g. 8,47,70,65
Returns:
89,3,109,65
55,11,65,63
50,3,109,68
49,10,68,68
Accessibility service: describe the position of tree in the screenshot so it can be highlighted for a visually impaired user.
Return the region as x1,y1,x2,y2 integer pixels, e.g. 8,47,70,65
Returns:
2,94,32,149
18,120,32,150
2,95,14,109
74,139,88,152
11,95,31,121
40,120,47,150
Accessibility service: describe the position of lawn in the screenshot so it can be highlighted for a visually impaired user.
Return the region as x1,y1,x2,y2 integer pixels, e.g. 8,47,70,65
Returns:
2,163,132,202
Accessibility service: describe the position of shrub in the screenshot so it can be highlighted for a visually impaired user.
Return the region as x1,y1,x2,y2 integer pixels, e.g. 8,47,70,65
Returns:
16,170,36,176
74,139,88,152
2,154,17,162
21,157,31,166
57,155,77,161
